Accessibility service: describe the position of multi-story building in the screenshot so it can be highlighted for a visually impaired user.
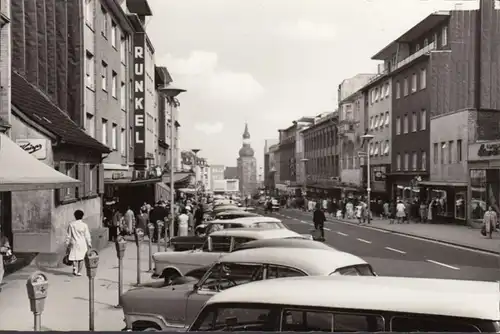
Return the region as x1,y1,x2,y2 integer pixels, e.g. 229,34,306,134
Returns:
210,165,225,191
6,0,113,265
224,166,238,179
276,123,298,190
362,73,393,200
0,0,10,128
302,113,339,196
263,139,278,182
194,159,210,191
212,179,240,194
155,66,173,169
268,143,280,191
338,74,372,194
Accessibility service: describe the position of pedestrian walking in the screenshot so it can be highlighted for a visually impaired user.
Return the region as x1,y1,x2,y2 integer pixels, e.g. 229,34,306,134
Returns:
64,210,92,276
136,207,149,232
483,206,497,239
186,206,195,234
178,208,189,236
110,207,122,241
312,203,326,241
124,206,135,235
396,200,406,224
194,203,204,228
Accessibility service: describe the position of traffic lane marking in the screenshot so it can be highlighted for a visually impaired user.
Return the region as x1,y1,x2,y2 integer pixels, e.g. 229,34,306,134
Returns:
385,247,406,254
357,238,372,244
324,227,331,231
426,259,460,270
337,232,348,236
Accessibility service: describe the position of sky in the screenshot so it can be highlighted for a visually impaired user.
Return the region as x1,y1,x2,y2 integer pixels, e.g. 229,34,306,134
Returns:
146,0,479,170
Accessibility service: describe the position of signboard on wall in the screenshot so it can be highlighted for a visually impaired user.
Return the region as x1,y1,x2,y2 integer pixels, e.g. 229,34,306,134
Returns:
133,32,146,159
16,138,48,160
469,141,500,161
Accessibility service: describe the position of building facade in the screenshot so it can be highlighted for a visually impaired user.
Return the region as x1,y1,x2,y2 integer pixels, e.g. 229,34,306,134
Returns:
8,0,112,265
277,123,298,189
237,123,257,196
338,76,371,191
210,165,225,191
362,74,392,200
0,0,10,128
302,113,339,196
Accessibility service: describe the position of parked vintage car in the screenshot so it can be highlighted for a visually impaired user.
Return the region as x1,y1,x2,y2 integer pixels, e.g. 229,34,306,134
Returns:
122,248,373,331
169,216,286,251
214,210,260,220
233,237,337,252
152,227,304,279
189,276,500,332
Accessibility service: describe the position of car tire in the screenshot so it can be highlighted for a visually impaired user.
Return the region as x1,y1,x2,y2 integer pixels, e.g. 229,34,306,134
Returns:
142,328,160,331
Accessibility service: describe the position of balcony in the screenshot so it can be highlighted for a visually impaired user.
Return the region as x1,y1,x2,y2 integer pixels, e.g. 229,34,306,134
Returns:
395,41,436,70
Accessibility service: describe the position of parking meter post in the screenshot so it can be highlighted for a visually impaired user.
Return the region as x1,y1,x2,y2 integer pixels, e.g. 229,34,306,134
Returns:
156,221,164,253
26,271,48,331
84,249,99,331
147,223,154,271
115,237,127,307
134,228,144,286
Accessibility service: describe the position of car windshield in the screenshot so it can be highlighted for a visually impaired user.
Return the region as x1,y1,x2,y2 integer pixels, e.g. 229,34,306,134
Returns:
199,263,263,292
330,264,375,276
192,305,276,331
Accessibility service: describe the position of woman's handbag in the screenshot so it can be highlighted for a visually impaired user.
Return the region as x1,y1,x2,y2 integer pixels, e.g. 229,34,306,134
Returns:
62,247,72,266
481,224,487,236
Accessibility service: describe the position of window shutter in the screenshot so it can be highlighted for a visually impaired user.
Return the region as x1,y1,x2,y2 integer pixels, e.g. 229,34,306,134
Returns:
77,163,85,198
98,164,105,194
56,161,67,204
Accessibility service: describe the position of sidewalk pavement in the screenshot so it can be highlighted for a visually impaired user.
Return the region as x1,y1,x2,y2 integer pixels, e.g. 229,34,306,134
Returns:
287,208,500,255
0,239,161,331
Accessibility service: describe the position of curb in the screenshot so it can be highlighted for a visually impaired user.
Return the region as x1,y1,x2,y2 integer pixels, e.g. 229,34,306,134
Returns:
326,217,500,255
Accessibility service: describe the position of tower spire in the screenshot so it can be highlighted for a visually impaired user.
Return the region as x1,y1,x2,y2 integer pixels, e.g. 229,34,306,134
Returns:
243,123,250,139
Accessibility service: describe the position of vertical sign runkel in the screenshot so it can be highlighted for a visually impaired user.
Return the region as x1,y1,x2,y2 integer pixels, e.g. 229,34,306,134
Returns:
133,32,146,160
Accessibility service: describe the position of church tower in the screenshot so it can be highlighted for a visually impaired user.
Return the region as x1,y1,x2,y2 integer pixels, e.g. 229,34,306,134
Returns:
237,123,257,195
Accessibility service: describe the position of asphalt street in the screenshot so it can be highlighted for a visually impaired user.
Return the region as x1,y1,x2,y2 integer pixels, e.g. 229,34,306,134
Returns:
264,208,500,281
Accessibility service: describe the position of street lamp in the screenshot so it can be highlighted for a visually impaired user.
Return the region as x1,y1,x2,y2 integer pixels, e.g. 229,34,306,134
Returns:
300,158,309,197
158,84,186,239
361,134,374,224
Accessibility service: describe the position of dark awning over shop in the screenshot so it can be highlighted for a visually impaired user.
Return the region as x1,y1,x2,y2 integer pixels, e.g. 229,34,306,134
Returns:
0,133,80,191
110,178,162,187
419,181,467,187
162,172,192,185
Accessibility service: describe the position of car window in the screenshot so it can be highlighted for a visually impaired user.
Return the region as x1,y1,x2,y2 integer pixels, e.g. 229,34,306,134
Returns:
192,305,277,331
199,263,263,292
330,264,375,276
282,310,385,332
251,222,282,229
210,236,231,252
267,265,305,278
229,223,244,229
233,237,255,248
390,316,480,332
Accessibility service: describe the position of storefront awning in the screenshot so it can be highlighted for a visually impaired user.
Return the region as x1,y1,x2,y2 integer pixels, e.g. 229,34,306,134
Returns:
162,172,192,185
418,181,468,187
0,133,80,191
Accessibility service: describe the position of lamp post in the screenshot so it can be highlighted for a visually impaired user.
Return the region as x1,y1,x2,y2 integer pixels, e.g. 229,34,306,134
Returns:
361,134,374,224
158,84,186,240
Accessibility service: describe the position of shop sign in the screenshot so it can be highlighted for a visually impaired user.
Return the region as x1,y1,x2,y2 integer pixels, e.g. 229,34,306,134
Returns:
16,138,48,160
469,141,500,160
133,32,146,159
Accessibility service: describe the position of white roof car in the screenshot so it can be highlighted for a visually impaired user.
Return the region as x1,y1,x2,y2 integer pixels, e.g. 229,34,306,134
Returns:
204,275,500,320
218,247,370,276
152,228,304,278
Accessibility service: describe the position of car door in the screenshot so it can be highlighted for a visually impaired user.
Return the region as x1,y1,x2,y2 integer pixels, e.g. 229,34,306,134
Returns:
184,262,264,325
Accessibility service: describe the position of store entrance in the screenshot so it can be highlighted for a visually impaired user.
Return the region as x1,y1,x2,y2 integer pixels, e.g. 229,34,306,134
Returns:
0,192,12,247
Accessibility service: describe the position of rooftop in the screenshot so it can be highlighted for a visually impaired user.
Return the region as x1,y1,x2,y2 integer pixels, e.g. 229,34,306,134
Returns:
210,228,300,240
206,275,500,320
372,11,450,60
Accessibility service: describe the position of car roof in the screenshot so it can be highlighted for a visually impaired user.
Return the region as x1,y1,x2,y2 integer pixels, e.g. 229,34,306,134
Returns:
215,211,259,217
211,216,281,225
218,247,366,275
205,276,500,320
210,228,300,239
235,238,336,251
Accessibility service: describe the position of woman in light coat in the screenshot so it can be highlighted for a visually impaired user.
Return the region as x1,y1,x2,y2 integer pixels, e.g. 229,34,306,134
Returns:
483,206,497,239
65,210,92,276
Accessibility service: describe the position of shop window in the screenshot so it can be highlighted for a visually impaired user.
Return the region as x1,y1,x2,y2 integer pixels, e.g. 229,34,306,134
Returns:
470,169,500,221
455,191,466,220
56,162,77,203
430,189,448,218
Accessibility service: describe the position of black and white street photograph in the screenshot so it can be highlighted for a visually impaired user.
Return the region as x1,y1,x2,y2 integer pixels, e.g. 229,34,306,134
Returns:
1,0,500,332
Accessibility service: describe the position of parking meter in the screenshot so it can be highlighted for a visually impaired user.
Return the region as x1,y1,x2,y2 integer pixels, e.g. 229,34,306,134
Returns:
157,221,164,252
147,223,154,241
26,271,48,314
115,236,127,259
147,223,154,271
135,228,145,245
84,250,99,331
26,271,48,331
85,249,99,278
